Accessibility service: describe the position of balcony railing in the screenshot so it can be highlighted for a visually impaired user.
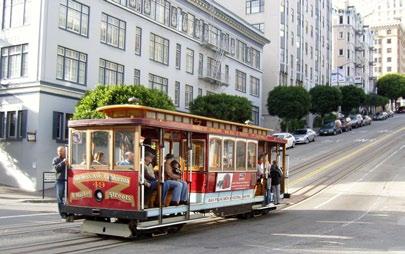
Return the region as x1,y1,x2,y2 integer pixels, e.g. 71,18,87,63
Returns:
198,66,229,86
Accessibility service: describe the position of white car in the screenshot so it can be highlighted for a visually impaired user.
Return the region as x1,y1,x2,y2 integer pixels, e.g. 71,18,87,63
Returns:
273,133,296,149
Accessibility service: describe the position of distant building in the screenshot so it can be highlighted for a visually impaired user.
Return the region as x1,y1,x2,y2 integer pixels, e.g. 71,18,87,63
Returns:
0,0,269,190
216,0,333,129
331,5,376,93
371,23,405,77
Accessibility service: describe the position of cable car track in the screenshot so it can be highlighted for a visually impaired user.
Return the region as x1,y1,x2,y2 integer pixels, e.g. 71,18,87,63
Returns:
0,221,81,237
289,131,403,202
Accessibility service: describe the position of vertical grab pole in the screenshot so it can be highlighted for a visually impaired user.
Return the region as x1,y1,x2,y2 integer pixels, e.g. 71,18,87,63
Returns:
64,145,68,206
187,132,192,220
140,144,145,210
158,128,165,224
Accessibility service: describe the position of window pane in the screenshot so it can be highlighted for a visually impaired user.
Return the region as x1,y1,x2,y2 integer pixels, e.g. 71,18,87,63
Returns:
223,140,234,170
192,140,205,170
71,130,87,166
209,138,221,171
91,131,110,167
236,141,246,170
247,142,257,170
115,130,134,169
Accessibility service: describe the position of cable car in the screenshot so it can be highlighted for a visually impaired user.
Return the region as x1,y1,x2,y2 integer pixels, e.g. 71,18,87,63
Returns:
62,104,287,237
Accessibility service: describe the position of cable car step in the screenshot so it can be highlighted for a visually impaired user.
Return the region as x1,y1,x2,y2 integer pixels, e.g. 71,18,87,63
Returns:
137,214,207,230
81,219,132,238
252,203,276,211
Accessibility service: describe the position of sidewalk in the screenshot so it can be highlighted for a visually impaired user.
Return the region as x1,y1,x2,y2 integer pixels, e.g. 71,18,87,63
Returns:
0,184,57,203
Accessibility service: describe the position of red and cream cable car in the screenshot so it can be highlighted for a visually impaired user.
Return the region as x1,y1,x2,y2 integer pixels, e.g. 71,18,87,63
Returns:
63,105,287,237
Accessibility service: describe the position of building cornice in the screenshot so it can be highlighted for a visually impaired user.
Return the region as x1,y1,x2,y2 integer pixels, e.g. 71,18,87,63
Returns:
187,0,270,46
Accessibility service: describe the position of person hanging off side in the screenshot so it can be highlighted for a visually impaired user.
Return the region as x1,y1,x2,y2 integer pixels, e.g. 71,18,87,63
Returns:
269,160,283,205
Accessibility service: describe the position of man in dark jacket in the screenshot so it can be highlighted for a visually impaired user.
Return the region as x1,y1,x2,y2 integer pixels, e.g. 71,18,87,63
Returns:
269,160,283,205
52,146,68,218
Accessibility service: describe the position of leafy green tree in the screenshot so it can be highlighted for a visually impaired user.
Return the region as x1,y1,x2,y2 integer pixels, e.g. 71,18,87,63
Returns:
377,73,405,101
189,93,252,123
73,85,175,119
340,85,366,114
267,86,311,131
309,85,342,119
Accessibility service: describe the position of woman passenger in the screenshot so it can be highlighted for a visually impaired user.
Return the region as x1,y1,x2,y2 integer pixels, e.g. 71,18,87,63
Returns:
92,152,106,165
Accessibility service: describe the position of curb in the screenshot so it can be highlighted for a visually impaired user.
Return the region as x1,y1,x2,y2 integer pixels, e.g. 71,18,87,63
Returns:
21,199,57,203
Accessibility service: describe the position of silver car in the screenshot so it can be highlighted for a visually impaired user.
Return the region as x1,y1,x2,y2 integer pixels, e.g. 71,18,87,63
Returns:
293,128,317,144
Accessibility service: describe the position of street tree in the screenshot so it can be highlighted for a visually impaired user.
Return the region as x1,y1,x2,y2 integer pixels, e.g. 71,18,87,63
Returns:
189,93,252,123
340,85,366,114
364,93,389,112
267,86,311,131
309,85,342,121
377,73,405,108
73,85,175,119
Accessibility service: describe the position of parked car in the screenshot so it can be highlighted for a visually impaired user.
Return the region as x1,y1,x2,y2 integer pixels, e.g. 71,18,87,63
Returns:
362,115,372,125
319,120,343,135
340,117,352,132
273,133,296,149
293,128,317,144
373,112,387,121
387,110,394,118
349,114,363,128
397,106,405,113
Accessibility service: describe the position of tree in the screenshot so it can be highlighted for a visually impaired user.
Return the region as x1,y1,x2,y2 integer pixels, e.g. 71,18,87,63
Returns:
364,93,389,113
73,85,175,119
189,93,252,123
377,73,405,100
309,85,342,118
340,85,366,114
267,86,311,131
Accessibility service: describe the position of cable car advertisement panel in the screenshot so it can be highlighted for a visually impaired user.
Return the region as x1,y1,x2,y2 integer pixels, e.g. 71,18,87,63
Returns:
67,169,138,210
215,172,254,192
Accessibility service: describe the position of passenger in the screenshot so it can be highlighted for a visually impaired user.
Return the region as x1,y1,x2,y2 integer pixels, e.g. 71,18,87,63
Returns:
117,151,134,166
52,146,68,219
144,151,182,206
269,160,283,205
256,154,265,181
164,154,189,205
92,152,106,165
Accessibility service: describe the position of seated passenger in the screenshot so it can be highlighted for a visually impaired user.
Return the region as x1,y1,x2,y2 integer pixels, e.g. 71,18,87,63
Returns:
92,152,106,165
164,154,189,205
117,151,134,166
144,151,182,206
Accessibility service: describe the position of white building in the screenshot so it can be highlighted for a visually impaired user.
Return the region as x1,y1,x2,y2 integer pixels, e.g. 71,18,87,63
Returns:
0,0,269,190
331,5,376,93
215,0,333,129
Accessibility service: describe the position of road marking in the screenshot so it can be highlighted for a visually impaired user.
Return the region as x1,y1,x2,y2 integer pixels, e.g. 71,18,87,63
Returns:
314,192,343,209
271,233,352,240
0,212,59,219
289,127,405,187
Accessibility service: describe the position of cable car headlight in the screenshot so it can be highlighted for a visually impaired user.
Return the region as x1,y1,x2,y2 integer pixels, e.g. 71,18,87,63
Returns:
95,189,104,202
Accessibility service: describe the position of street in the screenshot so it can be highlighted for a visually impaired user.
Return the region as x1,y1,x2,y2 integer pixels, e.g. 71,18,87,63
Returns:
0,114,404,254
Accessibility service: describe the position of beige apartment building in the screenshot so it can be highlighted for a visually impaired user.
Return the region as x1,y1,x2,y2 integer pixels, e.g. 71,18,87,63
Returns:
332,5,376,93
217,0,333,129
372,23,405,77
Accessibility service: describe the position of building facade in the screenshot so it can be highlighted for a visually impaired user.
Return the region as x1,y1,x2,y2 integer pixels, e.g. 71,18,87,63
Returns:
331,5,376,93
216,0,333,128
371,23,405,77
0,0,268,190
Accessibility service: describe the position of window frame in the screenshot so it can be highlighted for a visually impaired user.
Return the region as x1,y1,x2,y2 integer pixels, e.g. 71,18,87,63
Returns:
245,0,264,14
174,81,180,107
99,58,125,85
235,70,247,93
1,44,28,80
56,45,88,85
250,76,260,97
0,112,4,139
135,26,142,56
185,48,194,74
149,33,169,65
175,43,181,69
58,0,90,37
185,84,193,109
149,73,168,94
100,12,126,50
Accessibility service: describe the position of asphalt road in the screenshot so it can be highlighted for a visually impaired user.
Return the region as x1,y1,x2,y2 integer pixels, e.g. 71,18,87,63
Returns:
0,114,404,254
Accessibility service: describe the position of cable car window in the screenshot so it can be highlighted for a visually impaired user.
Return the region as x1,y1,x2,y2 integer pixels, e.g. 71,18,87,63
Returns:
192,140,205,171
91,131,110,167
223,139,235,171
209,138,222,171
236,141,246,171
114,130,134,169
172,141,180,158
71,130,87,167
247,142,257,171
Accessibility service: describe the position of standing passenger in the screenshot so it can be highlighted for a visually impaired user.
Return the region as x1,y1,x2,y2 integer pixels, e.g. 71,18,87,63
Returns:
52,146,68,218
269,160,283,205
